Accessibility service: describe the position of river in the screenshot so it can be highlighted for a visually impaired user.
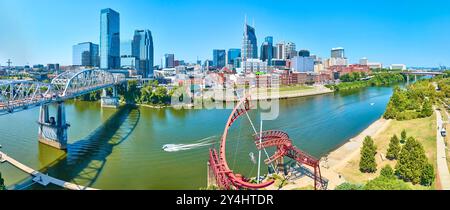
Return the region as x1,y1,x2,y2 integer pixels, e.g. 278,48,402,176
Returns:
0,86,393,189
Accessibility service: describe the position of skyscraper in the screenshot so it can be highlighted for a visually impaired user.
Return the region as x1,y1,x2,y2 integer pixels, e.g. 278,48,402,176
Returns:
213,49,226,69
275,42,285,60
227,48,241,65
165,54,175,68
285,42,296,59
260,36,274,65
120,40,134,68
72,42,99,67
100,8,120,69
242,18,258,61
331,47,345,58
298,49,310,57
132,30,154,78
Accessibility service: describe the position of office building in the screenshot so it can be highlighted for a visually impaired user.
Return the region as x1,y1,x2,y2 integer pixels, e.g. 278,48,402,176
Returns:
331,47,345,58
120,40,134,68
275,42,285,60
260,36,274,65
227,48,241,65
165,54,175,68
213,49,226,69
132,29,154,78
285,42,296,59
242,19,258,61
100,8,120,69
72,42,99,67
291,56,314,72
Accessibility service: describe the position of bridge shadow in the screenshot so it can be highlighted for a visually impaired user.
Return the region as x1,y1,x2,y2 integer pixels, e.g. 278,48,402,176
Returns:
11,104,140,190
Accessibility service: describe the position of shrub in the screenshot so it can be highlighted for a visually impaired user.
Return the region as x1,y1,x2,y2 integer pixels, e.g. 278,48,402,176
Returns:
364,176,411,190
380,165,395,179
335,183,364,190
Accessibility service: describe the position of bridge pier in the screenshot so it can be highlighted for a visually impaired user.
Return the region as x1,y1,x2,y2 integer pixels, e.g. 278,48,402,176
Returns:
37,102,69,150
101,86,119,108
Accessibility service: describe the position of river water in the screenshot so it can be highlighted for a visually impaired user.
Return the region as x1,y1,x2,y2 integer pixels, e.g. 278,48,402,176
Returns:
0,86,393,189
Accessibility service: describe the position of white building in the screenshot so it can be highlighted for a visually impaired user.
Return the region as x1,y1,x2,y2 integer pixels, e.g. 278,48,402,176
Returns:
368,62,383,69
390,64,407,70
291,56,314,72
329,57,348,66
359,57,368,65
242,59,268,73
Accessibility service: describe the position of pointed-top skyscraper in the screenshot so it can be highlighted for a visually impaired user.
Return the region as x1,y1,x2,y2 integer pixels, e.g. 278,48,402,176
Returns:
241,17,258,62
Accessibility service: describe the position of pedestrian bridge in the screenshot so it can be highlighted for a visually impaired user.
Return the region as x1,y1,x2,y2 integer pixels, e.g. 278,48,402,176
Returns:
0,69,126,114
0,69,127,150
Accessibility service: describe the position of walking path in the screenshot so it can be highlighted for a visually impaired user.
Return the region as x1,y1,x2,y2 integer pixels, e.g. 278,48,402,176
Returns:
435,110,450,190
0,151,97,190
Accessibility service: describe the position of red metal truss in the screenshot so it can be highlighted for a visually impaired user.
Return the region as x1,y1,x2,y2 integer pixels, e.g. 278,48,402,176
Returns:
208,96,326,190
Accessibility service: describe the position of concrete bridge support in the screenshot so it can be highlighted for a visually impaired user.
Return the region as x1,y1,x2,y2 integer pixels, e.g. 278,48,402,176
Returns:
101,86,119,108
37,102,69,150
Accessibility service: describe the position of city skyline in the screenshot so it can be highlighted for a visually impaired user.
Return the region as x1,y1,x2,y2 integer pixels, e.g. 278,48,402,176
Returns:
1,0,450,67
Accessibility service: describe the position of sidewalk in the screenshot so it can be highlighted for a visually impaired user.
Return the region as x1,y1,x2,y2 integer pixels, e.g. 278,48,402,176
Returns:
435,110,450,190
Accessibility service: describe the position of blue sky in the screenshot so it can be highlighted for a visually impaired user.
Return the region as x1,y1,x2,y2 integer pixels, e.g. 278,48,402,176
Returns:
1,0,450,67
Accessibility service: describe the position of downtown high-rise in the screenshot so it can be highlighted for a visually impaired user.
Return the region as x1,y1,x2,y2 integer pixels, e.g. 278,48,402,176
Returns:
72,42,99,67
213,49,226,69
100,8,120,69
132,30,154,78
241,19,258,61
260,36,274,65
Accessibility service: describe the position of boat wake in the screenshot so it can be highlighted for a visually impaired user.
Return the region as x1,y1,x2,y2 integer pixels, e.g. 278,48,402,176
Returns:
162,136,217,152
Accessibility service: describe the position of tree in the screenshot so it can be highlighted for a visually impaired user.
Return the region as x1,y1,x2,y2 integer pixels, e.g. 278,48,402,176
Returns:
364,176,410,190
380,165,395,179
420,99,433,118
335,183,364,190
359,136,377,173
395,137,429,184
421,163,435,186
386,135,401,160
0,172,6,190
401,130,407,144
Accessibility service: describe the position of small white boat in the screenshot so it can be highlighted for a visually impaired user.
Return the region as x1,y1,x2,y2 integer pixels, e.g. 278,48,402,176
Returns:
370,103,375,106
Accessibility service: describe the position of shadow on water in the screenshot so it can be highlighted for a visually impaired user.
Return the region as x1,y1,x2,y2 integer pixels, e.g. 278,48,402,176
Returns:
11,104,140,190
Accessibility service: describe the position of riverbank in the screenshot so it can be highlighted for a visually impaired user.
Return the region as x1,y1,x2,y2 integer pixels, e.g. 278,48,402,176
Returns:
212,85,334,102
319,118,391,189
324,114,437,190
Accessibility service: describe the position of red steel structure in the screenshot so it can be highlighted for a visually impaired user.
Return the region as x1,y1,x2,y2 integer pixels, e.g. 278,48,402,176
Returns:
208,95,326,190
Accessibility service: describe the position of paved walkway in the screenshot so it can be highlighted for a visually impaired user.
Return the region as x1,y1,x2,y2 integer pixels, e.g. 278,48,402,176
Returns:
0,151,97,190
435,110,450,190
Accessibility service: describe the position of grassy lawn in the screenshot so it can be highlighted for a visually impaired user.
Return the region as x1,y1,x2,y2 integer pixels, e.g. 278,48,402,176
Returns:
337,114,437,190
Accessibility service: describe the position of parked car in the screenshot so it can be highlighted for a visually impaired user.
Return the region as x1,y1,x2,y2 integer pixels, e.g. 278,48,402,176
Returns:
441,128,447,137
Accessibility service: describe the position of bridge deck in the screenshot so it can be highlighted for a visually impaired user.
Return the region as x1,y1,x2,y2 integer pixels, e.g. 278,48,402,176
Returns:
0,151,97,190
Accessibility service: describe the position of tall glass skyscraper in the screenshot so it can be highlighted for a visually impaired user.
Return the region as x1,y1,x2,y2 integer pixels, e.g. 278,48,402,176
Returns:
227,48,241,65
132,30,154,78
72,42,99,67
242,19,258,61
213,49,226,69
100,8,120,69
260,36,274,65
